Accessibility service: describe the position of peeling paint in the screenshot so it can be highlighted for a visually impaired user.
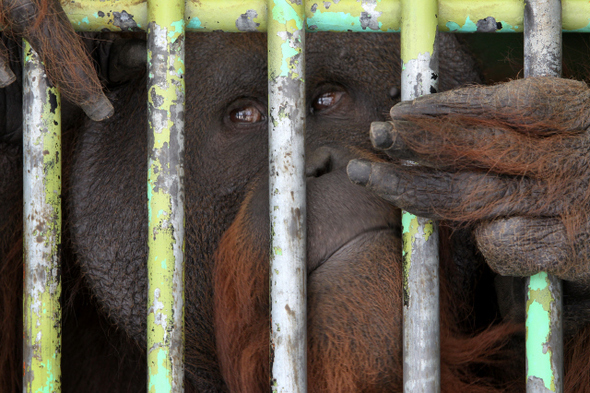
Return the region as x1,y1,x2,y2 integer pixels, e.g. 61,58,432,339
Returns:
305,0,400,32
498,21,518,32
400,0,441,390
236,9,261,31
146,0,186,391
438,0,525,32
268,0,307,391
524,1,563,390
18,0,589,33
113,10,140,31
526,272,561,391
445,16,477,32
23,40,62,393
186,16,203,29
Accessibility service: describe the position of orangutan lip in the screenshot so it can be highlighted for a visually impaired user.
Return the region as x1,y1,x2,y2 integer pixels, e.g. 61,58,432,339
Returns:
309,226,397,275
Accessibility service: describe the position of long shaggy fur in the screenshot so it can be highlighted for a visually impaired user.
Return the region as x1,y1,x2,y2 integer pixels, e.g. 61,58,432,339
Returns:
0,0,102,106
214,190,525,392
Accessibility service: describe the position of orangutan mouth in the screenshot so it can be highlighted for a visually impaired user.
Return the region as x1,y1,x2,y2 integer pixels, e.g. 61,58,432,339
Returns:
308,226,398,275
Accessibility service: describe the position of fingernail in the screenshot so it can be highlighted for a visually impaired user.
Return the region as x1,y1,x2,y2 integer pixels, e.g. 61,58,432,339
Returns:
347,159,371,186
81,93,115,121
389,101,413,119
370,122,394,149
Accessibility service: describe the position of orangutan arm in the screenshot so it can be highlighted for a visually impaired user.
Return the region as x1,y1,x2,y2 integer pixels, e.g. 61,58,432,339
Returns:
348,76,590,285
0,0,112,120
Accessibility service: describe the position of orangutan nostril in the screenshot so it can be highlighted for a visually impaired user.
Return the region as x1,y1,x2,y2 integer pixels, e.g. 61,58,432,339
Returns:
306,147,333,178
306,146,354,178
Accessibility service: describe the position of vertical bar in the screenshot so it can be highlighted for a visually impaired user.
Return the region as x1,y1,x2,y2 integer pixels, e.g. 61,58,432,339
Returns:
268,0,307,392
524,2,563,391
22,40,62,393
400,0,440,392
146,0,186,391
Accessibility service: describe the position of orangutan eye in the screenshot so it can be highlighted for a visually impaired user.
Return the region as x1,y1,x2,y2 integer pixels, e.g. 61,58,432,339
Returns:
229,106,265,123
312,91,344,113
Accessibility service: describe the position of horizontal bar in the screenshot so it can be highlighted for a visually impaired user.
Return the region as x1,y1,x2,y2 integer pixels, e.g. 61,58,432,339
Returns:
44,0,590,33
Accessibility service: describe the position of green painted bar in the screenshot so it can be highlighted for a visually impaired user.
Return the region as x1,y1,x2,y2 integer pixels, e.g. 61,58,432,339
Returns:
524,0,563,391
526,273,563,391
40,0,590,33
305,0,401,32
146,0,186,391
22,39,62,393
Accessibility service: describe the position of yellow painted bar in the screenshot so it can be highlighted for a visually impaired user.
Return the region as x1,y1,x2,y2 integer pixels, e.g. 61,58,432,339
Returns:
22,39,62,393
146,0,186,391
52,0,590,33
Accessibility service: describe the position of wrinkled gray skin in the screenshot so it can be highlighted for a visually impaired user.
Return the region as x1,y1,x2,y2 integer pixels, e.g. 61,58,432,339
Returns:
3,29,590,391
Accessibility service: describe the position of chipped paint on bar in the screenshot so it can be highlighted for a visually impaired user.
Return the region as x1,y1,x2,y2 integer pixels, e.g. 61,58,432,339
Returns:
306,0,401,32
439,0,525,32
524,0,563,391
146,0,186,391
34,0,590,33
526,272,562,391
22,39,62,393
268,0,307,392
400,0,441,391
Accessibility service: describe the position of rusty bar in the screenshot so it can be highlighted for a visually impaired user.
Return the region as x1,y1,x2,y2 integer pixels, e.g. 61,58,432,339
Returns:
524,1,563,391
400,0,441,391
267,0,307,392
146,0,186,391
22,39,62,393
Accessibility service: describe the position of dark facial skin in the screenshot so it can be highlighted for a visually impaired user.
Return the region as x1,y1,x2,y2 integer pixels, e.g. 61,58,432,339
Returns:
65,32,483,391
70,33,403,391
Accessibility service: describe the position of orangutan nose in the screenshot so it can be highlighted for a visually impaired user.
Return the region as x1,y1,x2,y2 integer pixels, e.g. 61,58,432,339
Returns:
305,145,353,178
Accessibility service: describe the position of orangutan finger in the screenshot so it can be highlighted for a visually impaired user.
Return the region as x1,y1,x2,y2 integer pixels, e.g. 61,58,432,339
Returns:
390,77,590,134
347,159,560,221
4,0,113,120
369,117,590,179
368,119,516,167
369,121,420,162
0,39,16,87
474,217,590,284
369,119,518,170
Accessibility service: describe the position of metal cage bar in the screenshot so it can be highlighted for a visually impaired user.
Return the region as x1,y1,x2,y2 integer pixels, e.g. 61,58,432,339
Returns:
22,39,62,393
267,0,307,392
524,1,564,391
400,0,441,392
53,0,590,33
146,0,186,391
16,0,582,391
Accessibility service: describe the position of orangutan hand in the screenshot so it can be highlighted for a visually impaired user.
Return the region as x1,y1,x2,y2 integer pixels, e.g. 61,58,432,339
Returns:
0,0,112,120
347,76,590,285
